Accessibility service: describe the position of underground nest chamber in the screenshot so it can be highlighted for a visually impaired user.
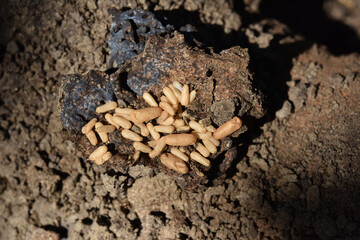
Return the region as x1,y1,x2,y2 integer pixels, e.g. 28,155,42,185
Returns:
58,8,265,190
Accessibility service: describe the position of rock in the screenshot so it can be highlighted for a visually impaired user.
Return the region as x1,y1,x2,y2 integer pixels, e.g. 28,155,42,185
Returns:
288,81,307,110
101,173,127,198
127,173,180,218
210,98,238,126
276,100,292,120
107,9,173,68
128,165,154,179
250,156,269,172
30,197,58,226
245,23,274,48
6,41,19,54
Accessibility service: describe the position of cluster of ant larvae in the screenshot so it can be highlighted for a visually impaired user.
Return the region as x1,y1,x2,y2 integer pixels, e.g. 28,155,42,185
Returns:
81,81,242,174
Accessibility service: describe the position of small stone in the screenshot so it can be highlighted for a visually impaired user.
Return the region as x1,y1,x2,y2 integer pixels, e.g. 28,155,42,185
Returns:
329,73,344,87
101,174,127,198
288,82,307,110
128,165,154,179
210,98,237,126
6,41,19,54
276,100,292,120
251,157,269,171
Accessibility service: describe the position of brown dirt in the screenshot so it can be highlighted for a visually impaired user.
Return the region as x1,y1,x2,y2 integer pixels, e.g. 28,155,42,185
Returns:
0,0,359,239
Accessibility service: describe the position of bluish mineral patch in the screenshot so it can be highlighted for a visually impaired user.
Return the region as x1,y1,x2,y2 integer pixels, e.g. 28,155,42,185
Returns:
108,8,173,68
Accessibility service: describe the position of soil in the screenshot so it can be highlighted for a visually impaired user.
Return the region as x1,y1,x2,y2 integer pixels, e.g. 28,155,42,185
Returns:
0,0,359,239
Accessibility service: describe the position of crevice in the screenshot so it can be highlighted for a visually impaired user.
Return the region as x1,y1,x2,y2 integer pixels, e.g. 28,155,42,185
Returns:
96,215,111,227
128,19,140,44
78,158,87,173
130,217,142,235
150,211,167,225
41,225,68,239
82,217,93,225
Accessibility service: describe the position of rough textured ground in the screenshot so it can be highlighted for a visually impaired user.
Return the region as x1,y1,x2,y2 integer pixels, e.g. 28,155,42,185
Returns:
0,0,359,239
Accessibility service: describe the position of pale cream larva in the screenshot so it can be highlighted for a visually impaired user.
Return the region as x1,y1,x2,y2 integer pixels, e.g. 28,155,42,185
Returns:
195,143,210,157
94,151,112,165
213,117,242,140
95,122,109,143
170,147,189,162
143,92,158,107
162,133,197,146
180,84,190,106
190,151,210,167
159,101,176,116
130,107,162,124
163,87,179,105
134,122,150,137
147,122,160,140
202,139,217,154
89,145,108,161
133,142,152,153
159,116,175,126
121,129,143,142
173,119,185,127
189,90,196,103
160,153,189,174
81,118,97,134
95,101,117,113
154,125,175,134
86,130,98,146
169,84,181,101
115,107,134,115
95,125,116,133
189,120,206,133
156,111,170,124
105,113,120,129
112,115,132,129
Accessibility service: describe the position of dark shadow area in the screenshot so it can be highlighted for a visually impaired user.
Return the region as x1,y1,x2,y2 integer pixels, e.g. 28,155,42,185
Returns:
246,38,313,124
82,217,93,225
0,44,6,63
259,0,360,55
0,176,8,194
96,215,112,227
153,8,246,52
41,225,68,239
150,211,167,224
0,1,14,64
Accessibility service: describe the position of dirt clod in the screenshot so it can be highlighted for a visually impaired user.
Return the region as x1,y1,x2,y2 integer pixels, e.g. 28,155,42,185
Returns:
59,19,265,189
